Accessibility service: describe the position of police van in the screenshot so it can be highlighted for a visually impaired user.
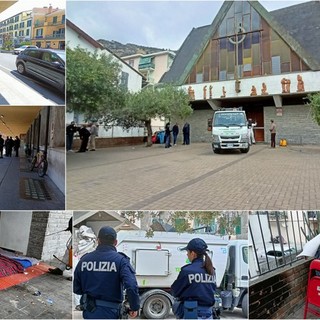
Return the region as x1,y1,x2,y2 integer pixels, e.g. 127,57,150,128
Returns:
116,231,248,319
211,108,250,154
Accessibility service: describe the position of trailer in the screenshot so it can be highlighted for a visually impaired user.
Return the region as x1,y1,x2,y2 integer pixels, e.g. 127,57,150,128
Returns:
117,231,248,319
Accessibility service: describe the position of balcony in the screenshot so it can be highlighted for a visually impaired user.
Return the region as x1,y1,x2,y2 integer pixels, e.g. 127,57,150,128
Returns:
45,34,65,40
34,22,44,27
138,57,155,71
47,21,65,26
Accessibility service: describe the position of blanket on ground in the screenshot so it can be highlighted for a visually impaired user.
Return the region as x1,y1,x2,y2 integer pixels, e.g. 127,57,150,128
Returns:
0,248,39,268
0,254,24,277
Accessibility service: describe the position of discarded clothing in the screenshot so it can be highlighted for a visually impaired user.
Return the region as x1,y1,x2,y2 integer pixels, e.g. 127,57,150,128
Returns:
0,254,24,277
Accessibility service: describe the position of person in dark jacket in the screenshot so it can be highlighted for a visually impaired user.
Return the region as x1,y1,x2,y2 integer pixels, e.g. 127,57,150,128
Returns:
66,121,78,152
0,135,4,158
182,122,190,145
171,238,216,319
172,123,179,146
78,125,91,152
74,226,140,319
164,122,172,148
14,136,20,157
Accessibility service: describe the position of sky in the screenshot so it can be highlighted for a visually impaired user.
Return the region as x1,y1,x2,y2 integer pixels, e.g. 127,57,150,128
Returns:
66,0,310,51
0,0,66,20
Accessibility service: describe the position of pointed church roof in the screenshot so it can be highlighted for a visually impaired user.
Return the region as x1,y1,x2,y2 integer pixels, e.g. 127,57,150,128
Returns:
160,1,320,85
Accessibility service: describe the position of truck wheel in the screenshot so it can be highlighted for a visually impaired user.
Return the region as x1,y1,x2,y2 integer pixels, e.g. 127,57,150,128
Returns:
241,293,248,318
240,147,250,153
214,148,221,154
142,294,171,319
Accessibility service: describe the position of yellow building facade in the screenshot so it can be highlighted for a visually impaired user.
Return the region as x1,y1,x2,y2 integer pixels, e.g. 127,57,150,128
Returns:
32,6,65,50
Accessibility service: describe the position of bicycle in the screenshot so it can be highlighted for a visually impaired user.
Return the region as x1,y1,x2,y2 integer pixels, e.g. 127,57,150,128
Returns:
29,150,48,177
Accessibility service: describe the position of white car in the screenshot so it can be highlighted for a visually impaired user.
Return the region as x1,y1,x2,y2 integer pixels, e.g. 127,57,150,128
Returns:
13,45,38,55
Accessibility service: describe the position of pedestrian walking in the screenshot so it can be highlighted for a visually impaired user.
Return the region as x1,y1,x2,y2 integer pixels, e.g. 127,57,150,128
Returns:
182,122,190,145
172,123,179,146
171,238,216,319
77,125,91,153
73,226,140,319
66,121,78,152
269,119,276,148
88,122,98,151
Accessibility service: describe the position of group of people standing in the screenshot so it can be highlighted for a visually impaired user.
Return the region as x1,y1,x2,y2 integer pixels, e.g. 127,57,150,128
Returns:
0,135,20,158
164,122,191,148
66,121,98,153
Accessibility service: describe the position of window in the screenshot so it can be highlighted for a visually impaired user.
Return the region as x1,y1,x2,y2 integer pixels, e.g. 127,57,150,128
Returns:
271,56,281,75
27,20,32,27
196,73,203,83
61,15,65,23
120,71,129,90
53,16,58,24
19,22,24,28
36,29,43,37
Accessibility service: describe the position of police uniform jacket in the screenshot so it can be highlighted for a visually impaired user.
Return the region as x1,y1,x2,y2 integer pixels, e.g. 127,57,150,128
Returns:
171,257,216,306
73,244,140,311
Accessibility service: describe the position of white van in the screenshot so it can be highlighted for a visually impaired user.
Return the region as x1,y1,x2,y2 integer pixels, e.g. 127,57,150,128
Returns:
212,108,250,154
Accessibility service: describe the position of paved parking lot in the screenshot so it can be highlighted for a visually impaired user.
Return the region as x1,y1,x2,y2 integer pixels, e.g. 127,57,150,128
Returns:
66,143,320,210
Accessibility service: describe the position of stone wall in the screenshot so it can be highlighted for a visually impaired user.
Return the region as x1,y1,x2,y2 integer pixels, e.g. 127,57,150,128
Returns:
264,105,320,145
71,136,146,150
26,211,49,259
249,259,311,319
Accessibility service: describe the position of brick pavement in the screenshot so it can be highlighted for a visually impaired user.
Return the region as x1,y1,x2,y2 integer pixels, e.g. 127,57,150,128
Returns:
0,263,72,319
66,143,320,210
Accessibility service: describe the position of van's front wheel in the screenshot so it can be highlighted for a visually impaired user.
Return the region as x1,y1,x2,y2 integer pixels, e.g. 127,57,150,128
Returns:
142,294,171,319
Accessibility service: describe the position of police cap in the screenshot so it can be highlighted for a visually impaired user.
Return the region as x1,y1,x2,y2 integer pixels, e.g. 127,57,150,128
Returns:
181,238,208,254
98,226,117,241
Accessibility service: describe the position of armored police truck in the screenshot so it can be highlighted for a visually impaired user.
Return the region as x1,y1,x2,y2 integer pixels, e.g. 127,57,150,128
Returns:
211,108,250,154
116,231,248,319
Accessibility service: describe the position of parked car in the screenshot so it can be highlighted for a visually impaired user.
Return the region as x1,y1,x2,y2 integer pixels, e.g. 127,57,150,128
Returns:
13,45,38,55
16,48,65,92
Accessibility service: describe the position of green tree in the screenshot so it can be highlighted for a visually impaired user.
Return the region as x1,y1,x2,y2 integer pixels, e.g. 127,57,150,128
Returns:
119,211,242,237
66,47,125,119
308,92,320,125
111,84,193,146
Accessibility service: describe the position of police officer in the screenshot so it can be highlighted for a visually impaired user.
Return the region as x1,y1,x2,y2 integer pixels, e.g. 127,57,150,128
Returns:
171,238,216,319
73,226,140,319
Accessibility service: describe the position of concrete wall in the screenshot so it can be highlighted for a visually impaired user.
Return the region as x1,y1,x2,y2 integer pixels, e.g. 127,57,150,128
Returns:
249,259,311,319
264,105,320,145
47,148,65,194
0,211,33,254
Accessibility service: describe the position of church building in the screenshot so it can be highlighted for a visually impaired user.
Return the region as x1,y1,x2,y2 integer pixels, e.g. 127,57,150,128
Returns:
161,1,320,144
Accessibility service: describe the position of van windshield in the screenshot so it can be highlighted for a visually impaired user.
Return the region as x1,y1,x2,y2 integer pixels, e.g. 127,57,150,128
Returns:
214,112,246,127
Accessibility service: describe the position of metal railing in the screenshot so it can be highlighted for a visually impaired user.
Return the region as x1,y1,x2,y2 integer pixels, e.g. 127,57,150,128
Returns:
249,211,319,278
